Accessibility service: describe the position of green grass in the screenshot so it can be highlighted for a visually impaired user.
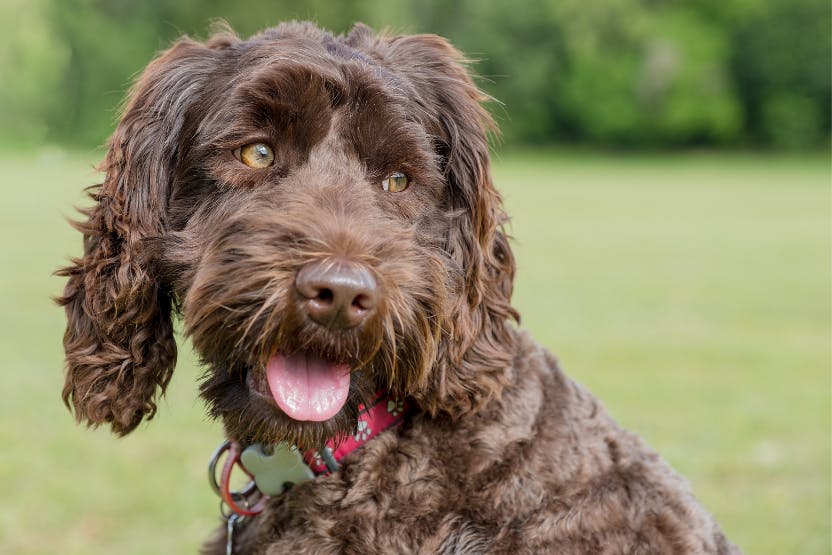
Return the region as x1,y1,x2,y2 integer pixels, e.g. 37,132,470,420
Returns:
0,148,828,554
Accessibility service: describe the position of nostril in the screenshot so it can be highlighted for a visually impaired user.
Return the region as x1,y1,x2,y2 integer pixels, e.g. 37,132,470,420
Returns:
351,293,374,311
316,288,334,303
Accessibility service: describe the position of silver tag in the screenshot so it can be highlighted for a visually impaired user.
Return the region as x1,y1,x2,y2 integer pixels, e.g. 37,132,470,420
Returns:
240,442,314,495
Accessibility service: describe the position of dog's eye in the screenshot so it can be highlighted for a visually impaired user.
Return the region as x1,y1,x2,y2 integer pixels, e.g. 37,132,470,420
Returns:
237,143,275,168
382,172,410,193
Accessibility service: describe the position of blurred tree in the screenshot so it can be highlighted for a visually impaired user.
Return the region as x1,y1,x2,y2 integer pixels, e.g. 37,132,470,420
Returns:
731,0,831,149
0,0,69,147
0,0,827,149
638,7,742,145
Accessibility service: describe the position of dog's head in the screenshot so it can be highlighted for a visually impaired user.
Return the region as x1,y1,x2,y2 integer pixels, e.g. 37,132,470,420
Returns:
58,22,518,448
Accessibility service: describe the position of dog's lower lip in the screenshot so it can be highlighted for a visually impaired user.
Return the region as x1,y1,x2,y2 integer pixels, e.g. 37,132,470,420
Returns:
248,370,273,401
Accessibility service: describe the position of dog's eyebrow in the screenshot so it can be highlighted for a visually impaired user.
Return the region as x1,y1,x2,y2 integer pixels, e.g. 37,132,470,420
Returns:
322,33,410,98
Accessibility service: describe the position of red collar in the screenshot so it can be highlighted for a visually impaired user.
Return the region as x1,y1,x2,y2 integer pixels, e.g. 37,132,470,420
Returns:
303,390,412,475
211,390,412,517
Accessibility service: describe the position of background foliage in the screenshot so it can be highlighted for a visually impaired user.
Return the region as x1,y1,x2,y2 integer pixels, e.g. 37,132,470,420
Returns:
0,0,829,149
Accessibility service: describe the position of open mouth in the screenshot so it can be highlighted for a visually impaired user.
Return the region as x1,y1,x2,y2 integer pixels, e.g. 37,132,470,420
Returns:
254,351,351,422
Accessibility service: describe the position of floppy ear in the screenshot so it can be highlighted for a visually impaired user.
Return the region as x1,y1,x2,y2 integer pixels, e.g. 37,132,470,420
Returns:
56,35,229,435
382,32,520,417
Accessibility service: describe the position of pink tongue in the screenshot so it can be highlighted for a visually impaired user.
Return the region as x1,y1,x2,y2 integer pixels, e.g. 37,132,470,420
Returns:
266,352,350,422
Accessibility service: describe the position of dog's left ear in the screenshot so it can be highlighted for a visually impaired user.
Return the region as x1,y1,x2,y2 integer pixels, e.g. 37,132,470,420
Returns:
380,31,520,417
56,34,232,435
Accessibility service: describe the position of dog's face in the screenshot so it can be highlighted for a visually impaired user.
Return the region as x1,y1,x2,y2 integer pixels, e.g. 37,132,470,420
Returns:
59,23,517,449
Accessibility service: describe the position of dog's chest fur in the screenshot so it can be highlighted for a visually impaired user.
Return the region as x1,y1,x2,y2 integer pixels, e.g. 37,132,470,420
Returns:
207,332,735,554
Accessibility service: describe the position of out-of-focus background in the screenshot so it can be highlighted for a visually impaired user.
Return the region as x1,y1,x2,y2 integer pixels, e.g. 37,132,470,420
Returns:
0,1,828,553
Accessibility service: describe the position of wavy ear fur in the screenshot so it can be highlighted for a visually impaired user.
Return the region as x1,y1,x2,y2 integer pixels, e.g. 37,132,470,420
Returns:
56,35,231,435
380,32,520,417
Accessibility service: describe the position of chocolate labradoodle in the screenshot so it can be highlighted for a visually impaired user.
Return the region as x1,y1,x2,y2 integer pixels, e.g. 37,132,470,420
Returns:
58,21,739,554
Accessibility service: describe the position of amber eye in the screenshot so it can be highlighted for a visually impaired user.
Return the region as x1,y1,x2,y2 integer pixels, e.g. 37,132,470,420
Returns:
382,171,410,192
237,143,274,168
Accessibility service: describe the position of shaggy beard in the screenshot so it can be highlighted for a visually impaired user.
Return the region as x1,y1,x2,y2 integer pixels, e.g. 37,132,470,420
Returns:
194,301,443,450
182,255,447,451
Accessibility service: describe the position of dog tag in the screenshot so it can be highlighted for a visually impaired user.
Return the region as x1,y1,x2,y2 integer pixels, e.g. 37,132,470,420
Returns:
240,443,314,495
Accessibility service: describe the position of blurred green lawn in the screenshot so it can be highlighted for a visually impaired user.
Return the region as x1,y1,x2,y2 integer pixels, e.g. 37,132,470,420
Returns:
0,149,828,554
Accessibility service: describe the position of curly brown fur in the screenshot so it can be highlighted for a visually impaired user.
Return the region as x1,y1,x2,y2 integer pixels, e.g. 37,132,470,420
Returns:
58,21,739,554
206,334,738,554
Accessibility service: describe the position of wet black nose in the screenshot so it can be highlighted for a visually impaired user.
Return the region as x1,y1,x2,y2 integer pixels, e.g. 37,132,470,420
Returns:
295,259,378,329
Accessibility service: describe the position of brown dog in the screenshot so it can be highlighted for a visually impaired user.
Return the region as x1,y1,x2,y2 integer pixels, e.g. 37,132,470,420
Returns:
58,22,739,554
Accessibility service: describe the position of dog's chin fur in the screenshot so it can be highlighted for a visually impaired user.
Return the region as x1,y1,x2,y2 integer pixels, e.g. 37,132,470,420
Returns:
58,21,739,554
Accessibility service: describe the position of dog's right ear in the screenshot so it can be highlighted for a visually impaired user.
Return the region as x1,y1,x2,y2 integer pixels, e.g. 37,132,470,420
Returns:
377,31,519,417
56,34,233,435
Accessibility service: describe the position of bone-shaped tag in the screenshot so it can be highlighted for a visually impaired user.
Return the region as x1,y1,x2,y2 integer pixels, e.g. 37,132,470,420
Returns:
240,443,314,495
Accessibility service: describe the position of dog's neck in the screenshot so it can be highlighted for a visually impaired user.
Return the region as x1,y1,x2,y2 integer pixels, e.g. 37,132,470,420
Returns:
302,390,413,475
213,390,415,518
